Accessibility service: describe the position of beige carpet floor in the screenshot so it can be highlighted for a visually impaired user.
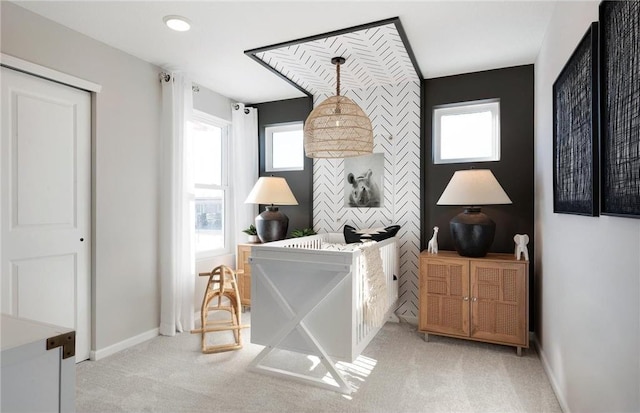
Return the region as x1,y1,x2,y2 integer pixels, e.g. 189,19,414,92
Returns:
76,315,561,412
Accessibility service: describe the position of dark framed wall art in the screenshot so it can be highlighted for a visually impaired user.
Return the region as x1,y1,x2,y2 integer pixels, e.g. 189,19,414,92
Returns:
552,22,599,216
599,1,640,218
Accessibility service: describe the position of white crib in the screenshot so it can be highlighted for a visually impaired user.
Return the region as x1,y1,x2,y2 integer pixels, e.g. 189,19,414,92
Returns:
248,233,399,394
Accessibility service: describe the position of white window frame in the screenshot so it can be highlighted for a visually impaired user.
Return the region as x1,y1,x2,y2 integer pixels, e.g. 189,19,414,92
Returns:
433,98,500,164
191,110,232,259
265,121,304,172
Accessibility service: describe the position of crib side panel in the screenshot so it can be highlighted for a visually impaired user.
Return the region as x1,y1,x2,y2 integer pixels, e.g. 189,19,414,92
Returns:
250,247,356,361
351,237,399,359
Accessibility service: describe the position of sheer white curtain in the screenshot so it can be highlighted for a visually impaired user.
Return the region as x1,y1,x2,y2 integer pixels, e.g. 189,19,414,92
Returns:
231,103,258,241
159,72,195,336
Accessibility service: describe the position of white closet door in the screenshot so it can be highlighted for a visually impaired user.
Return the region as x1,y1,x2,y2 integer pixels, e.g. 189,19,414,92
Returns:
1,67,91,361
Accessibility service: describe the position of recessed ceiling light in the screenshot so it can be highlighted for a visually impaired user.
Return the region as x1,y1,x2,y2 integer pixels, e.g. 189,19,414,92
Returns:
163,15,191,32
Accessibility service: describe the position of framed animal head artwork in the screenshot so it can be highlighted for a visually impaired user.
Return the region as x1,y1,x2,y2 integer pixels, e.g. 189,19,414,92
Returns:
344,153,384,208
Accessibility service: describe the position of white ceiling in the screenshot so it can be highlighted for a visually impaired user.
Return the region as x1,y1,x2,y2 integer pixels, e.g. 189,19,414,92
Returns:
13,1,558,104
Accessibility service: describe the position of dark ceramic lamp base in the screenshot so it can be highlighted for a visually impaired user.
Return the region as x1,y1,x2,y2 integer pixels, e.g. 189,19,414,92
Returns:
255,206,289,243
450,207,495,257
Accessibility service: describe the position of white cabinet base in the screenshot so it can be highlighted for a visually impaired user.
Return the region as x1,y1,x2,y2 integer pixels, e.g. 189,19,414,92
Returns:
1,315,76,412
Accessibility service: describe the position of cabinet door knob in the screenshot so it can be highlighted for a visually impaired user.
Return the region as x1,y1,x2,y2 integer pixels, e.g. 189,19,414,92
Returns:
472,297,477,302
463,296,469,301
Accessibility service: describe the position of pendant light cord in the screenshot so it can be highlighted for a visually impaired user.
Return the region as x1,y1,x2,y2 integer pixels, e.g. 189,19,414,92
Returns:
336,62,341,96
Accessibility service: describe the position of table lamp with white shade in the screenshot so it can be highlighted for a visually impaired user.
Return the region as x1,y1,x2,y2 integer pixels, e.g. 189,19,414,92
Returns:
437,169,512,257
245,177,298,243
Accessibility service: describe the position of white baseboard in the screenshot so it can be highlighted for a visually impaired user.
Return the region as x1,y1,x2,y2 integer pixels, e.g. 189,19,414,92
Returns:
90,328,159,361
533,334,570,413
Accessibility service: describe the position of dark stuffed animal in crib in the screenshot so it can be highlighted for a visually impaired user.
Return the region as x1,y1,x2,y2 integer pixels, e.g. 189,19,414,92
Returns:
347,169,381,207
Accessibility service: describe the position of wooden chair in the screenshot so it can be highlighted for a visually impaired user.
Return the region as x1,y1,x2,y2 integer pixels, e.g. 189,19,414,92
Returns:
191,265,249,353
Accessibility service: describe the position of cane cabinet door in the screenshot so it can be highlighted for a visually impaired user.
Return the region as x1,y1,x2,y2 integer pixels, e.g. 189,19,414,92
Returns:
419,256,470,337
470,261,527,346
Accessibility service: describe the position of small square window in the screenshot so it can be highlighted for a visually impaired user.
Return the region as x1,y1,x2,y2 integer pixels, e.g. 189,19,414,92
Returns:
266,122,304,172
433,99,500,164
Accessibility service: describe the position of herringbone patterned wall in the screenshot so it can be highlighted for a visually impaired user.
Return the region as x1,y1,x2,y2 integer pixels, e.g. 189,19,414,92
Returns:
312,82,421,318
256,23,417,97
253,21,422,319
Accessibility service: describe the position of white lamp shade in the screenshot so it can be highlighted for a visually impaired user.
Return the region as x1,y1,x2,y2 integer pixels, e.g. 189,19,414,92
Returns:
437,169,512,206
244,177,298,205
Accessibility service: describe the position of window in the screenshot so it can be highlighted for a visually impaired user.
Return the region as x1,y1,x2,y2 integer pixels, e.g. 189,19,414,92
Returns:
433,99,500,164
188,111,230,257
265,122,304,171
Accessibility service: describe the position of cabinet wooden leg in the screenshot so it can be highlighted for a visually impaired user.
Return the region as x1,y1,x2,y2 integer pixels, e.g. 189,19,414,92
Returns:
423,333,429,342
516,346,522,357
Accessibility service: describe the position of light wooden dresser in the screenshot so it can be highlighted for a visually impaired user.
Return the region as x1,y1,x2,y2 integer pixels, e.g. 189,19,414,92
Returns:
237,243,259,308
418,250,529,355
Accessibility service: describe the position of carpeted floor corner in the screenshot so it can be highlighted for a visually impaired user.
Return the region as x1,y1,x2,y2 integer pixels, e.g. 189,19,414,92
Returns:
77,316,561,412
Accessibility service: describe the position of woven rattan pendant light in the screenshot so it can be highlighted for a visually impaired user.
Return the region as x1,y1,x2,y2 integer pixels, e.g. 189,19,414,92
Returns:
304,57,374,158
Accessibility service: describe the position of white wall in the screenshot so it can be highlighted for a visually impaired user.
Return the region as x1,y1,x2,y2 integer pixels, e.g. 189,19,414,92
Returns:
535,2,640,412
1,2,162,352
1,2,239,351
